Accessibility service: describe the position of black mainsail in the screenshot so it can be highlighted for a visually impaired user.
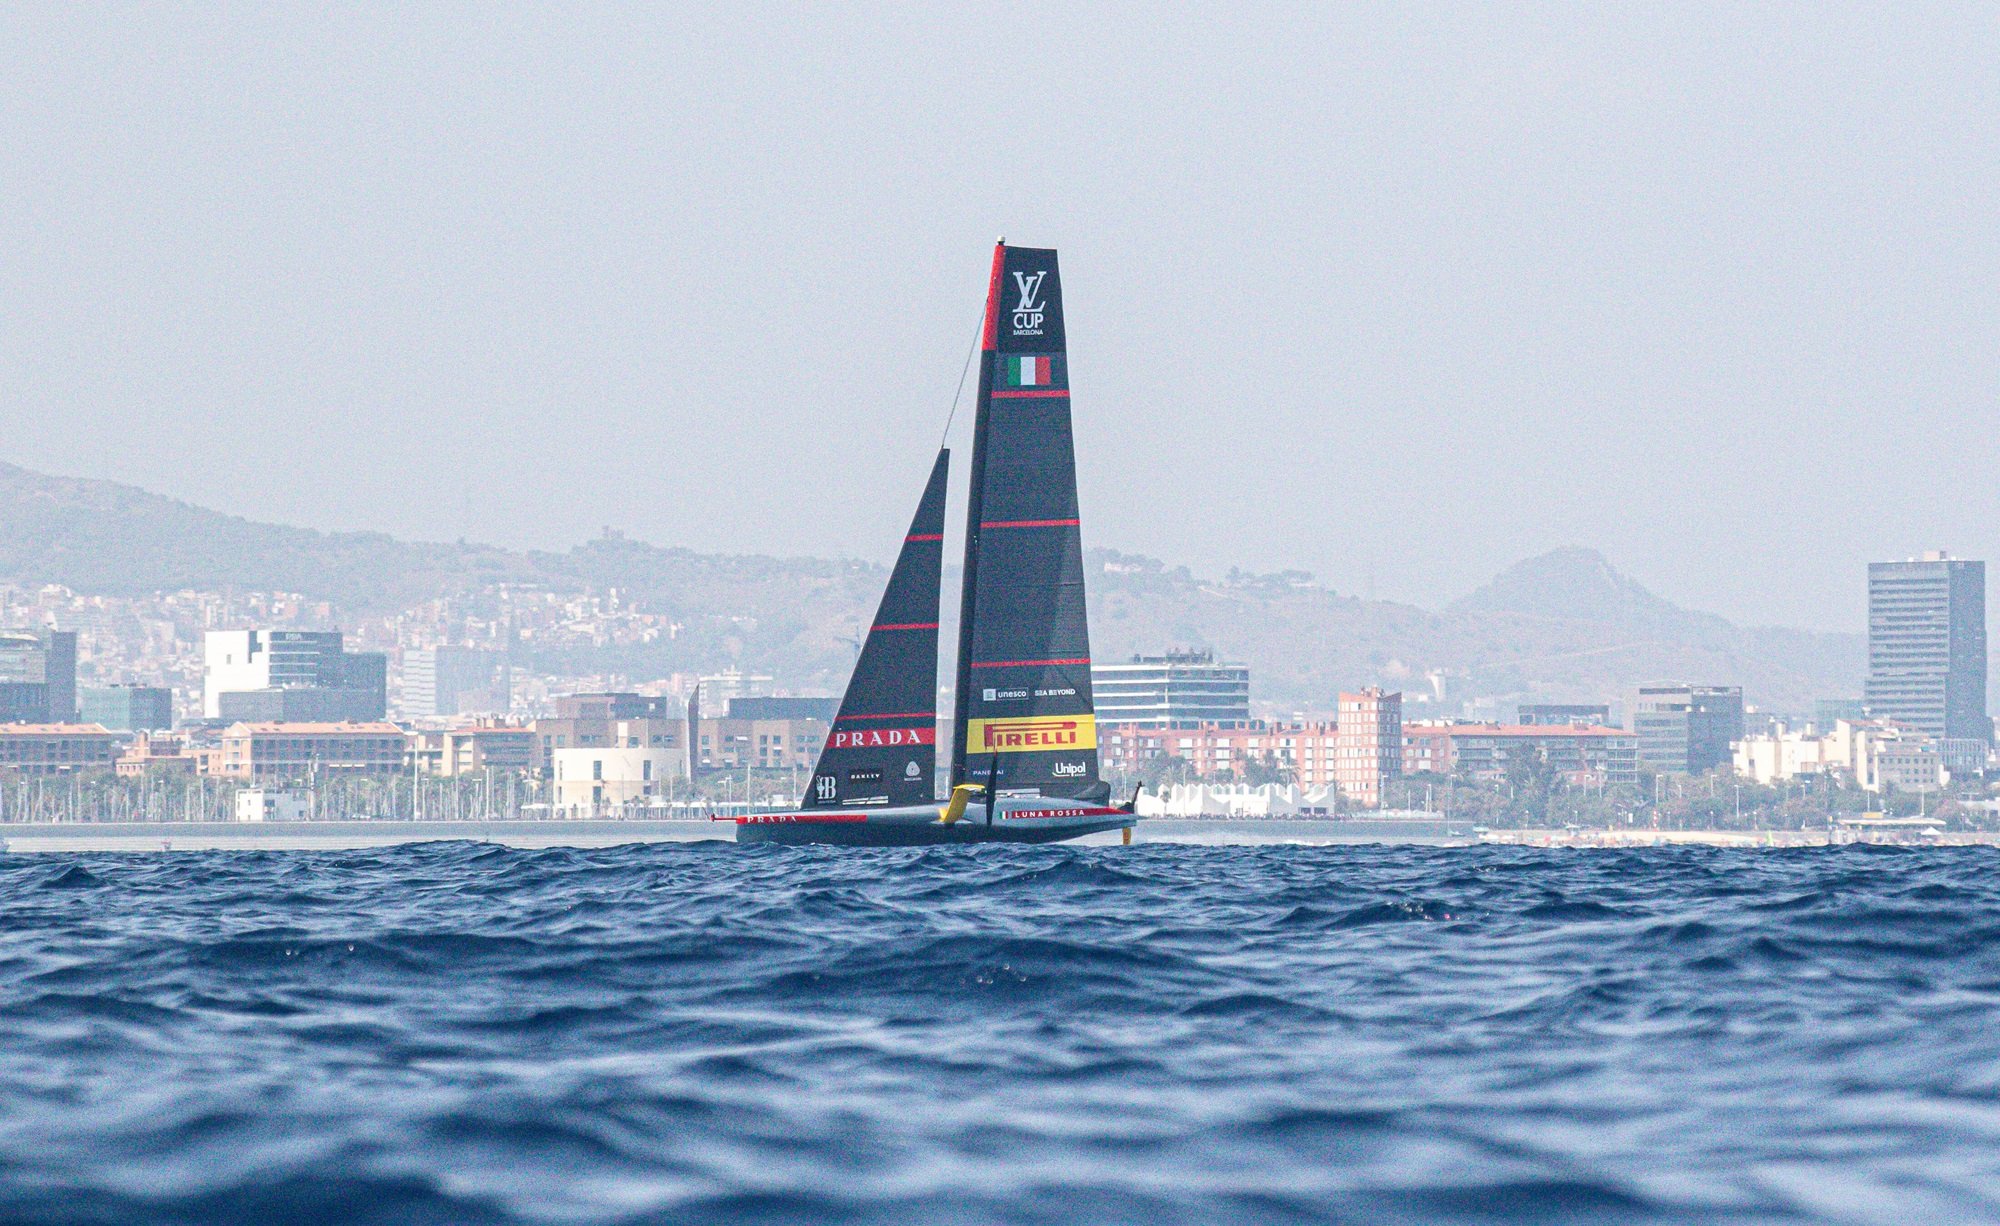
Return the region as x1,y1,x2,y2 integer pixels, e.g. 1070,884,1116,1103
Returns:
949,242,1104,801
803,449,949,809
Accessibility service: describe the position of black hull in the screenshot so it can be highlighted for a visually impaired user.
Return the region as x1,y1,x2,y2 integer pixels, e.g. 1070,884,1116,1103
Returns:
733,803,1134,847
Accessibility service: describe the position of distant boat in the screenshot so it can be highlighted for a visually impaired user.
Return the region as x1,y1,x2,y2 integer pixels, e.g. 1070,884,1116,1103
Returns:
734,241,1137,846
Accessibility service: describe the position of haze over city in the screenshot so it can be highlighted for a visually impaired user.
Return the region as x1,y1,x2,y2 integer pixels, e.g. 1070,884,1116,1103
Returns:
6,5,1997,631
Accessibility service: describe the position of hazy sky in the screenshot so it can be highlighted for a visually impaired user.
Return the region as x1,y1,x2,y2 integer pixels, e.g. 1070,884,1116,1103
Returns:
5,5,1996,631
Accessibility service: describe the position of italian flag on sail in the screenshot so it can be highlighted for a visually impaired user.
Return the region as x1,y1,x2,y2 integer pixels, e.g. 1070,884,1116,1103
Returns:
1001,355,1055,387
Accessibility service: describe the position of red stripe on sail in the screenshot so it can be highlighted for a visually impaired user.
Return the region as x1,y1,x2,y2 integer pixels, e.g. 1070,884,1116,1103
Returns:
871,622,939,630
905,533,943,542
980,519,1080,529
991,390,1069,399
970,658,1091,668
981,241,1007,351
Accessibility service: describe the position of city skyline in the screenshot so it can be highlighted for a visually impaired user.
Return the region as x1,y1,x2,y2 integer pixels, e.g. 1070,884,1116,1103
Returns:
0,514,1989,817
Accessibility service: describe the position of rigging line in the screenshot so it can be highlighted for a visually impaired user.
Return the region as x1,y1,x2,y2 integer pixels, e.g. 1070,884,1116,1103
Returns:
936,306,985,449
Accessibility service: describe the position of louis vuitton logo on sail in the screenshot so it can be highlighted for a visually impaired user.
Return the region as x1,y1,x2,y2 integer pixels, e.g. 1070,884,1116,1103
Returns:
1011,270,1047,335
966,715,1098,753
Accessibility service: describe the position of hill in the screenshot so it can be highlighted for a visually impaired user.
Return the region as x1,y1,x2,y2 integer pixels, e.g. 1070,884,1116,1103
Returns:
0,460,497,608
1085,548,1862,715
0,462,1863,713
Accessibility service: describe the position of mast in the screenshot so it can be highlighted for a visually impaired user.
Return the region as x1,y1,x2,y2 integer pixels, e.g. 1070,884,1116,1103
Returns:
950,241,1010,789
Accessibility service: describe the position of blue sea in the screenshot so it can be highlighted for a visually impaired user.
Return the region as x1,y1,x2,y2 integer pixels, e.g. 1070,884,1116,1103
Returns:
3,841,1999,1225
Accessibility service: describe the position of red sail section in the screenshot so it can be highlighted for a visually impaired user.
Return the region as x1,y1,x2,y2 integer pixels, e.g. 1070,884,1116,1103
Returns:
951,244,1104,801
803,450,949,808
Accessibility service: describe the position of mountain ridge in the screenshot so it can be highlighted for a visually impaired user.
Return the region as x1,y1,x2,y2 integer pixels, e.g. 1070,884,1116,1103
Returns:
0,460,1864,711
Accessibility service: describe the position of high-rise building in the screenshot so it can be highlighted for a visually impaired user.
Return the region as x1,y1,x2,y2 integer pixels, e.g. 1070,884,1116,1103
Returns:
1632,683,1744,774
0,630,77,723
1866,554,1989,767
204,630,340,713
338,652,389,717
1091,651,1251,729
203,631,386,721
402,647,507,718
80,685,173,732
1335,688,1402,808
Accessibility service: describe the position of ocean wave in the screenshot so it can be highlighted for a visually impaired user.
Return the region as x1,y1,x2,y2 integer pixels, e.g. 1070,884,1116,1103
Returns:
2,842,1999,1223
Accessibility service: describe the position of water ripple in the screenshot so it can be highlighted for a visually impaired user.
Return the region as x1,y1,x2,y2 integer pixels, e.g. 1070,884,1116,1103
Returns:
1,841,1998,1223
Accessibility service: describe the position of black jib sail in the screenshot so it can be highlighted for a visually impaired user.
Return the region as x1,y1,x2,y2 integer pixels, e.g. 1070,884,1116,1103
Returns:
803,449,950,809
950,242,1105,801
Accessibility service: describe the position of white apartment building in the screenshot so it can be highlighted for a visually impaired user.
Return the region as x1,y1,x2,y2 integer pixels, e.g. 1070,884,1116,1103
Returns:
1734,720,1947,793
1733,728,1841,785
1091,651,1251,728
551,747,680,811
205,630,336,717
202,629,390,721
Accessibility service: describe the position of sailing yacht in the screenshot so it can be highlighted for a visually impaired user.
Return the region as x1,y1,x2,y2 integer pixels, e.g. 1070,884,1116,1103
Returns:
733,241,1137,846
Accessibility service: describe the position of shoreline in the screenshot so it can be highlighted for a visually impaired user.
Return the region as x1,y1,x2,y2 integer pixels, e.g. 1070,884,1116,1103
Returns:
0,817,1465,852
0,817,1987,852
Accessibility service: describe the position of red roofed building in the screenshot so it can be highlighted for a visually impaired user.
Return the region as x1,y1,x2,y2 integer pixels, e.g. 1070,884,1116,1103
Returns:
116,732,197,777
1099,722,1341,788
0,724,121,775
1402,723,1639,787
216,722,408,780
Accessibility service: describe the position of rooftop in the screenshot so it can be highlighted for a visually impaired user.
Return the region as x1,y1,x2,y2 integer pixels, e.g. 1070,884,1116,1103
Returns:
0,723,117,736
1413,724,1632,739
222,722,404,735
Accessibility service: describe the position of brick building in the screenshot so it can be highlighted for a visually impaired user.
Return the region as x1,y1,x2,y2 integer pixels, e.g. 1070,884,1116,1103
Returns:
0,724,119,775
116,732,197,777
1098,721,1341,789
215,722,407,780
1402,723,1639,788
1335,688,1403,808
